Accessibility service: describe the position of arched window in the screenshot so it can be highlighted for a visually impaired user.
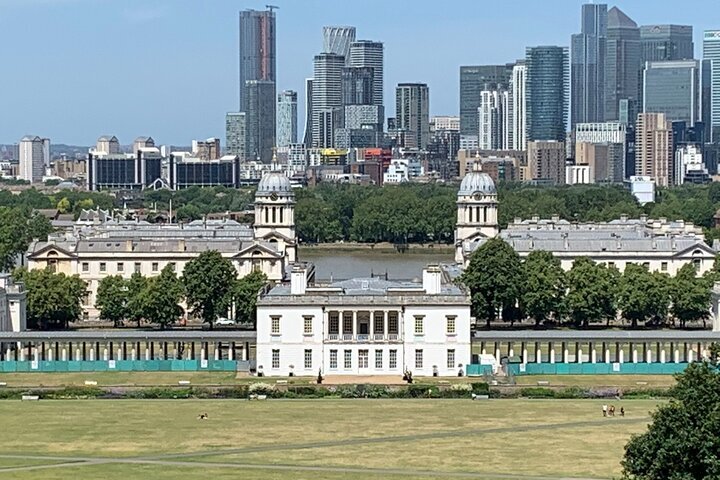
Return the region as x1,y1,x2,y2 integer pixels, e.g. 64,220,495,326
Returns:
46,250,58,273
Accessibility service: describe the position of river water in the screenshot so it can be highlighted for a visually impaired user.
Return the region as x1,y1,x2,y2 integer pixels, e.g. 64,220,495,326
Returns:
299,248,454,281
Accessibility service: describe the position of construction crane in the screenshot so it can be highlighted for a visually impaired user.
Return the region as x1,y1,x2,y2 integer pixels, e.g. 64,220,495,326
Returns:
266,5,279,12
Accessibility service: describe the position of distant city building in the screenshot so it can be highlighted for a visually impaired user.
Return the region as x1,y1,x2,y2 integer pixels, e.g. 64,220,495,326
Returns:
342,66,374,105
574,141,624,183
238,8,276,109
348,40,384,109
478,89,510,150
225,112,246,159
571,3,607,126
169,154,240,189
95,135,120,155
303,78,313,147
87,148,162,191
511,62,527,150
18,135,49,183
605,7,640,123
526,46,569,142
395,83,430,149
527,140,566,184
704,30,720,142
575,122,627,181
322,26,356,63
643,60,699,125
459,64,514,144
675,144,709,184
635,112,674,186
344,104,384,131
245,80,276,162
431,116,460,132
277,90,298,148
383,158,423,183
0,274,26,333
628,175,656,205
640,24,694,63
133,136,154,154
566,164,593,184
312,53,345,148
192,138,221,160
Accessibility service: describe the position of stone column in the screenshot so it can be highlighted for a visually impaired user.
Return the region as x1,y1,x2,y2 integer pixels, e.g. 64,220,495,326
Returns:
521,342,527,365
535,342,542,363
618,346,625,364
214,343,220,361
549,342,556,364
370,313,375,339
47,347,53,362
576,343,583,364
590,343,597,364
494,342,501,362
660,348,666,364
89,346,96,361
508,342,514,358
673,344,680,363
103,348,109,361
645,344,652,363
562,342,569,364
229,342,235,361
61,347,67,361
631,343,638,363
603,343,610,363
145,346,150,361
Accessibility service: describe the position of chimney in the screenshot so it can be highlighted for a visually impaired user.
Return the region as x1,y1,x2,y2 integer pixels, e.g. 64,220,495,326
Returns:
178,239,186,252
422,264,442,295
290,265,307,295
125,240,133,252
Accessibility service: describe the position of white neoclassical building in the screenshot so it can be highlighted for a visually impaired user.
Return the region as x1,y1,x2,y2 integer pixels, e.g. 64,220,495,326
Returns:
27,173,301,319
454,167,499,263
256,265,471,377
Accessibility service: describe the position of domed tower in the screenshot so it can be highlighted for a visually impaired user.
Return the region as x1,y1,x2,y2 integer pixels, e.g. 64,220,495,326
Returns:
254,173,297,262
454,167,499,263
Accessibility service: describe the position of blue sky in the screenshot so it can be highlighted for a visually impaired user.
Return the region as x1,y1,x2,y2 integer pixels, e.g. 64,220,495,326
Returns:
0,0,717,145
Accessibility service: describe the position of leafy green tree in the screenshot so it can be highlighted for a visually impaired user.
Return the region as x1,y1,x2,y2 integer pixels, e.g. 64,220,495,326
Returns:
520,251,565,326
459,238,522,327
617,264,670,328
141,265,184,329
126,272,148,328
95,275,128,327
13,267,86,329
56,197,71,213
232,270,267,326
672,263,711,328
0,208,31,271
565,258,617,327
183,251,237,327
622,351,720,479
26,212,54,241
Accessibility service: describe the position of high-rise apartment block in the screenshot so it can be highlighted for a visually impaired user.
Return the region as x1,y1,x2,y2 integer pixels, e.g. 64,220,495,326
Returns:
704,30,720,142
348,40,384,108
395,83,430,149
312,53,345,147
459,65,514,143
605,7,640,123
277,90,298,148
478,89,510,150
303,78,313,147
18,135,49,183
571,3,607,126
245,80,276,162
643,60,699,125
527,140,566,184
226,112,246,159
635,112,674,186
342,66,374,105
323,26,356,63
511,62,527,151
526,46,569,142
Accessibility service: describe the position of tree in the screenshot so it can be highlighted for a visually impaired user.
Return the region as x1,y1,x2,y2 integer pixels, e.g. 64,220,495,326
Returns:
95,275,128,327
617,264,670,328
622,351,720,479
671,263,711,328
183,251,237,328
125,272,148,328
565,258,617,327
459,238,522,327
141,265,184,329
232,270,267,326
520,251,565,326
0,208,31,272
13,267,86,329
56,197,71,214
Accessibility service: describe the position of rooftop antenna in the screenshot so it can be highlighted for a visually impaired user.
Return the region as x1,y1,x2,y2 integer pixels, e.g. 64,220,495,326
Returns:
266,5,279,12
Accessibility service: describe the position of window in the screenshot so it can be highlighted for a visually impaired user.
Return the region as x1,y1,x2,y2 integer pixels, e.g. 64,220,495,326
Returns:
446,316,456,334
304,349,312,369
447,349,456,369
134,262,141,273
608,262,615,268
271,349,280,369
415,349,423,369
344,349,352,369
414,316,424,335
169,262,176,271
99,262,106,272
117,262,124,273
358,350,369,368
388,311,399,334
642,262,650,269
329,312,339,334
389,350,397,369
152,262,159,272
303,316,313,335
82,262,89,272
271,316,280,335
375,350,383,369
661,262,668,272
693,259,702,270
329,350,338,369
342,312,353,334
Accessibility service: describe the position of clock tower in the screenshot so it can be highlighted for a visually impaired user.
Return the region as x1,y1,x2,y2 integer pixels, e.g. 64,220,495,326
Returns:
254,173,297,262
454,165,499,263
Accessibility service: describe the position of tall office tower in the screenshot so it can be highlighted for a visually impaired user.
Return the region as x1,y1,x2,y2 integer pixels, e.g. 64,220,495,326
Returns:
303,78,313,147
323,26,356,63
459,64,514,143
478,89,510,150
96,135,120,155
511,62,527,150
277,90,298,148
705,30,720,142
527,140,566,184
312,53,345,147
18,135,49,183
245,80,276,162
239,8,276,109
605,7,640,122
526,46,569,142
571,3,607,126
640,25,694,63
643,60,699,125
575,122,627,181
395,83,430,149
348,41,384,108
342,67,374,105
635,112,674,186
225,112,246,159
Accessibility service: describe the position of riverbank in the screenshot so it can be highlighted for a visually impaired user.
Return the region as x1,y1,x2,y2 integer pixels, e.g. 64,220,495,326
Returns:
299,242,454,254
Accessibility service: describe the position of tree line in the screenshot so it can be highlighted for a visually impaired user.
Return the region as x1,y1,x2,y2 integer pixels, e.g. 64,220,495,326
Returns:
13,251,266,330
460,238,716,329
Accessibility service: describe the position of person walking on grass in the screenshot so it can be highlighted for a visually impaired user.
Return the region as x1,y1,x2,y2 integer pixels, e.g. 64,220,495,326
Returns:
602,404,608,417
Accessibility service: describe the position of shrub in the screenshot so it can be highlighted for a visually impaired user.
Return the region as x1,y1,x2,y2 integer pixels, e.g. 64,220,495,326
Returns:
518,387,556,398
451,383,472,393
41,386,104,399
470,382,490,395
248,382,275,396
406,384,437,398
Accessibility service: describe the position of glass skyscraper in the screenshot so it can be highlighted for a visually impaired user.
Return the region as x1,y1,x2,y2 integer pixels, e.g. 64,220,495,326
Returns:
458,64,514,139
245,80,276,162
571,3,607,126
225,112,246,159
705,30,720,142
526,46,570,142
323,26,356,64
604,7,640,122
348,40,384,108
643,60,699,126
277,90,298,148
640,25,694,63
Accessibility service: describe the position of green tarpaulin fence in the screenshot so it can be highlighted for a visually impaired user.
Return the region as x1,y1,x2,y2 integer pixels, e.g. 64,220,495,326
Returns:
465,362,689,376
0,360,239,372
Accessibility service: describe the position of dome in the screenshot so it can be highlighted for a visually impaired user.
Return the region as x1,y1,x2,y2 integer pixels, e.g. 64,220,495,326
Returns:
257,173,292,195
458,172,496,196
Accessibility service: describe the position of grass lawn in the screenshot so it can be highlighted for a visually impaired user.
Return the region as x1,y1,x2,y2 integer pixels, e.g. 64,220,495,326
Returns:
512,374,676,388
0,398,658,479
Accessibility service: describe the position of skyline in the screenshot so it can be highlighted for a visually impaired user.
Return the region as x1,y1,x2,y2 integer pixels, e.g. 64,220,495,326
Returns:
1,0,718,145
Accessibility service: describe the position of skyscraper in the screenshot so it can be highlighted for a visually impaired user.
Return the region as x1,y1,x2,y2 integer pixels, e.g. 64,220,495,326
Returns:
312,53,345,147
348,41,384,108
303,78,313,147
395,83,430,149
238,8,276,108
277,90,298,148
527,140,566,184
225,112,246,159
511,62,527,150
636,112,674,186
643,60,699,125
571,3,607,126
323,26,356,63
459,65,514,141
342,67,374,105
640,25,694,63
18,135,49,183
605,7,640,122
478,89,510,150
245,80,276,162
526,46,570,142
705,30,720,142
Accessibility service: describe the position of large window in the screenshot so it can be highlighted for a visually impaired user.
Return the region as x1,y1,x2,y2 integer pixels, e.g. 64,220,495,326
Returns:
303,316,313,335
388,312,399,334
152,262,159,272
344,350,352,369
342,312,353,334
99,262,106,272
415,349,423,369
271,349,280,369
82,262,89,273
358,350,369,369
329,312,339,334
304,349,312,369
329,350,338,369
375,350,383,369
446,316,456,334
414,316,424,335
134,262,142,273
389,349,397,369
117,262,124,273
447,349,456,369
271,316,280,335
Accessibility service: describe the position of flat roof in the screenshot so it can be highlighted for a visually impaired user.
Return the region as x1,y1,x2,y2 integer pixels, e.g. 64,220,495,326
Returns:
473,330,720,341
0,331,257,341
